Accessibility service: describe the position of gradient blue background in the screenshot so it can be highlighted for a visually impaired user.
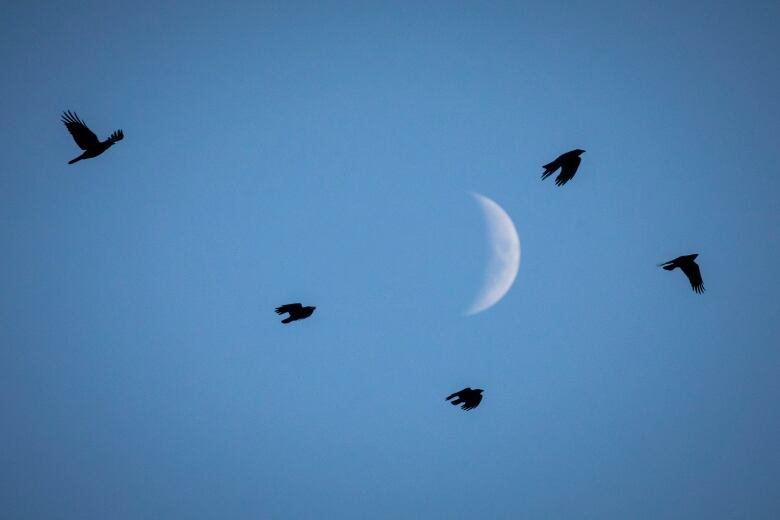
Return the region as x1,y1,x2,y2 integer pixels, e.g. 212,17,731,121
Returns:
2,1,779,518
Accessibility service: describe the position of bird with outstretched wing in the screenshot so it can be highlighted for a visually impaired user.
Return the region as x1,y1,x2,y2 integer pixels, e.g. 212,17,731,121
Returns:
541,149,585,186
659,254,705,294
275,303,316,324
61,110,123,164
446,387,483,411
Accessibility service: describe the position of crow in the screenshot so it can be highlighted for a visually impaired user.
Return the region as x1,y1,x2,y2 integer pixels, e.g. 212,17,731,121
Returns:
446,387,483,411
541,149,585,186
61,111,123,164
275,303,316,324
659,254,705,294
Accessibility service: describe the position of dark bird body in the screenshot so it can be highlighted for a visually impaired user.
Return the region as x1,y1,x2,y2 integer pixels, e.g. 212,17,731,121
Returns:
541,149,585,186
275,303,316,324
446,387,483,411
61,111,123,164
659,254,705,293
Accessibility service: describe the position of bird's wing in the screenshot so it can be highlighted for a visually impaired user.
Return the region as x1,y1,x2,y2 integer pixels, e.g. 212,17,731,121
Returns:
541,159,560,180
555,156,581,186
658,259,677,270
61,111,99,150
679,261,705,293
446,388,469,401
109,129,124,143
275,303,303,315
462,393,483,410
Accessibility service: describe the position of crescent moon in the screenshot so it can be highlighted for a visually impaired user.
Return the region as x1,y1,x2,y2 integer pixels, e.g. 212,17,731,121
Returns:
465,193,521,315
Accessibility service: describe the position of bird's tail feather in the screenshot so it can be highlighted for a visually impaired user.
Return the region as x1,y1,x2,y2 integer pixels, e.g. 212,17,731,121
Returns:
281,316,294,324
68,156,82,164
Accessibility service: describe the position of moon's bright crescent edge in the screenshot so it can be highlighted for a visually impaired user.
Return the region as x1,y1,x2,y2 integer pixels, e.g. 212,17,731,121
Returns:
465,193,521,315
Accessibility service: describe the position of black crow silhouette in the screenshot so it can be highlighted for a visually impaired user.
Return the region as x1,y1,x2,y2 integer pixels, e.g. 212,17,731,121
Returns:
61,111,123,164
275,303,316,324
541,149,585,186
446,387,483,411
659,254,705,294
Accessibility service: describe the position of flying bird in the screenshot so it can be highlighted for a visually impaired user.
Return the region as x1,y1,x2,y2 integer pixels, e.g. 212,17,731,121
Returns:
61,111,124,164
275,303,316,324
446,387,483,411
659,254,705,293
541,149,585,186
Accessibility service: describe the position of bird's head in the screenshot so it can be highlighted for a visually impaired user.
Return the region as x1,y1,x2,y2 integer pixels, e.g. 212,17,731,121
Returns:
475,389,484,394
308,306,316,312
575,149,585,155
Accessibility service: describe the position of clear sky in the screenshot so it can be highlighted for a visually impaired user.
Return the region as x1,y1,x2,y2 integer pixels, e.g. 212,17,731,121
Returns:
1,1,779,518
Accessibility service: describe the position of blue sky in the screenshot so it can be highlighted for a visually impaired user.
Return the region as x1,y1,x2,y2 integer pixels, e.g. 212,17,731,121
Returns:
1,1,779,518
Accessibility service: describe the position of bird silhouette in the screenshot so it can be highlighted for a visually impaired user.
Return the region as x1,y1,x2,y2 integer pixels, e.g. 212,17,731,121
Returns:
446,387,483,411
275,303,316,324
61,111,123,164
541,149,585,186
659,254,705,293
